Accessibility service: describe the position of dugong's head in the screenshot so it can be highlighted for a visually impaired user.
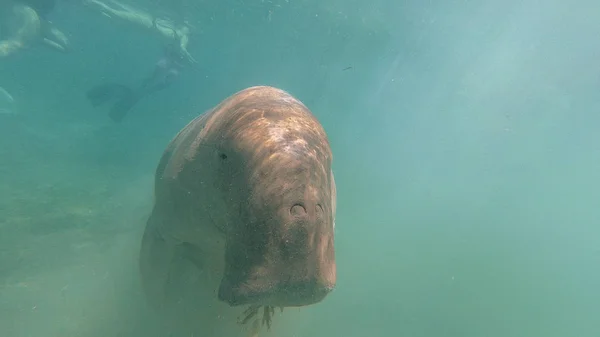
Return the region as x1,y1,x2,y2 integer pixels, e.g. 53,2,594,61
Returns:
207,86,336,308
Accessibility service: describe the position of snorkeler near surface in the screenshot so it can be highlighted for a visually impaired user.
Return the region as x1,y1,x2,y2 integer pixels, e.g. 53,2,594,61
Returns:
80,0,197,64
0,0,70,57
85,43,189,123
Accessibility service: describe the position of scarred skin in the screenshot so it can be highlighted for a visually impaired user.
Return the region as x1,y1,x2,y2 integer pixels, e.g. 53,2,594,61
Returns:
139,86,337,336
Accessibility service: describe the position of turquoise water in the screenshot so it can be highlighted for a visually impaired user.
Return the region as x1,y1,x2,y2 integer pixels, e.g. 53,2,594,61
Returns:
1,0,600,336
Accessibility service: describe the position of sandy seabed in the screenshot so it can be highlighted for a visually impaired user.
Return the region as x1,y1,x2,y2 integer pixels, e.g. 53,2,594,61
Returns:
0,117,331,337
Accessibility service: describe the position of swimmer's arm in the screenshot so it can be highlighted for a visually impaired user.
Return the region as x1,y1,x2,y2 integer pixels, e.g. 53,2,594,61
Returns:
178,34,197,64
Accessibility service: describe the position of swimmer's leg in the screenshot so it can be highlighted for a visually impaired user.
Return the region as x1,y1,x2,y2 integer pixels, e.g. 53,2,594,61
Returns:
108,0,143,13
82,0,117,17
83,0,153,28
86,83,129,107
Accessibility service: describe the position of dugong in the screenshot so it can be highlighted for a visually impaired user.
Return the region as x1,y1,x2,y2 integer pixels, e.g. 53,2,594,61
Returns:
139,86,337,336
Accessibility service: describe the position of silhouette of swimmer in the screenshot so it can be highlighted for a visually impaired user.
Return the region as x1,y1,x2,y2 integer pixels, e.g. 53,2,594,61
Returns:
0,0,69,57
86,44,186,123
81,0,196,64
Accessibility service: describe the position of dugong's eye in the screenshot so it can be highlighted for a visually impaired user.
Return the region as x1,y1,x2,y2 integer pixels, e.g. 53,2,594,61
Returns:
219,153,228,160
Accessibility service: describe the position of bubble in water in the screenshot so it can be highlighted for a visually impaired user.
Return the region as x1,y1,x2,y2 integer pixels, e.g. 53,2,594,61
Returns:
0,86,16,115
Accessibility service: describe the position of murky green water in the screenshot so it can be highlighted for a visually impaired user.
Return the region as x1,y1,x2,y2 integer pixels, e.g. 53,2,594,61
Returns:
1,0,599,336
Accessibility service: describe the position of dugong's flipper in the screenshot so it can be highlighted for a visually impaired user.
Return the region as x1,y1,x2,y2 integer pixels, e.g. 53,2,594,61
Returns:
139,213,177,309
140,211,210,309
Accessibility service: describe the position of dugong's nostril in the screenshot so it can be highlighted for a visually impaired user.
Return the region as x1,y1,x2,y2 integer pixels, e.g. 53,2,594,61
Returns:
290,204,307,216
316,204,323,214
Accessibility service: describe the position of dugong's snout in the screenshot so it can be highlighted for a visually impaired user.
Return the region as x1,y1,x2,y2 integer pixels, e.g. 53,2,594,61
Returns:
210,85,337,309
218,275,335,308
218,196,336,308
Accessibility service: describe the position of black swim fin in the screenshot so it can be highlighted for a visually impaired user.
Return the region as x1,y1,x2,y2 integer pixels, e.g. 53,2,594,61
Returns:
86,83,130,107
86,83,141,122
108,90,142,123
